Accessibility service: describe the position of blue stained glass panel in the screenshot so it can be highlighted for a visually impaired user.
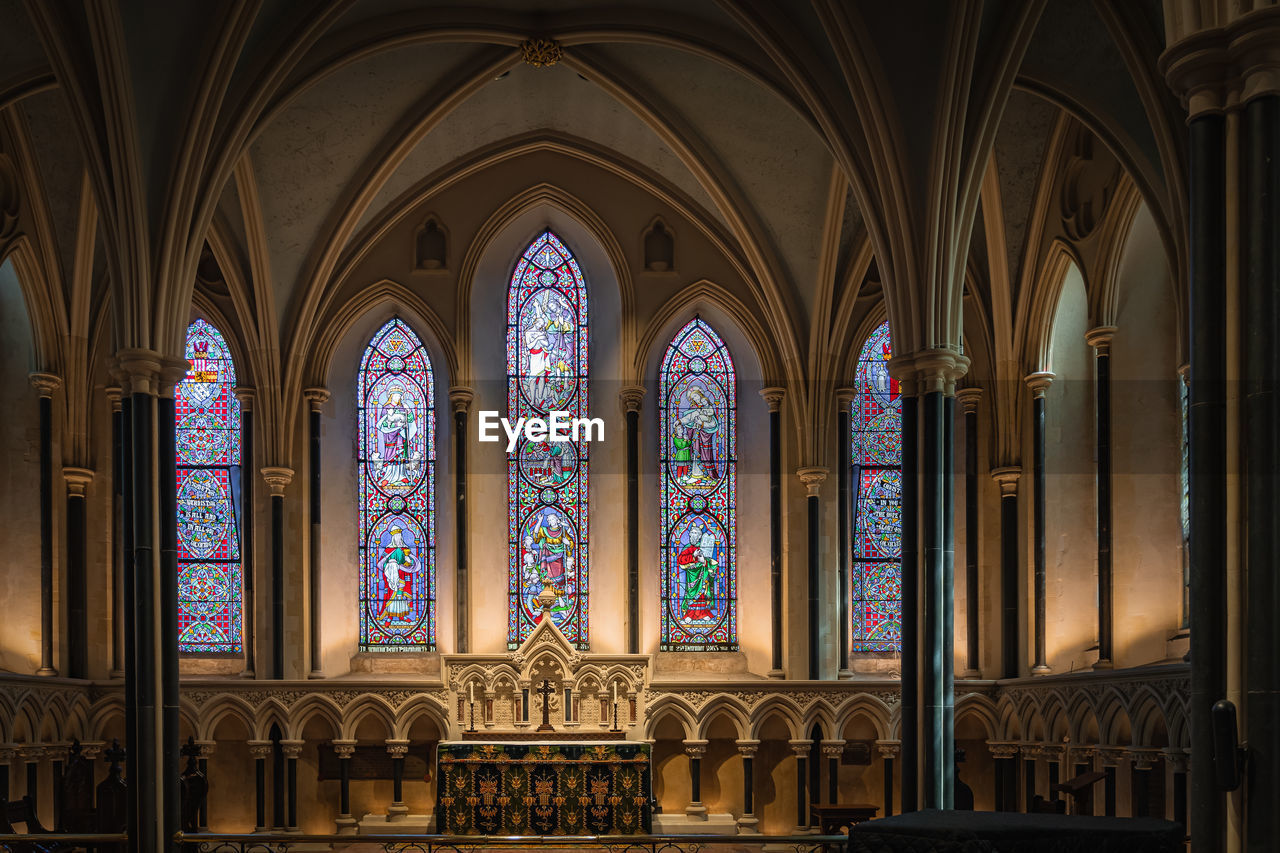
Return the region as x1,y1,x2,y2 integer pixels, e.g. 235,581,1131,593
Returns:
659,318,737,650
851,321,903,652
508,232,589,648
176,319,243,653
358,319,436,651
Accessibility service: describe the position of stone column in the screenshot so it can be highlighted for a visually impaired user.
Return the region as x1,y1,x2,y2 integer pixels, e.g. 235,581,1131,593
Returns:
988,742,1019,812
236,387,256,678
991,468,1021,678
386,739,410,819
63,467,94,679
956,387,982,678
194,741,215,831
1041,745,1065,808
261,467,294,678
683,739,708,818
821,740,845,804
1024,372,1054,675
248,741,271,831
797,467,828,680
760,387,785,677
895,368,919,813
1021,744,1039,813
790,739,812,830
280,740,304,830
106,384,125,678
1085,327,1117,669
450,387,473,652
1165,748,1188,830
835,386,855,679
20,746,43,807
1097,747,1125,817
303,388,329,678
736,739,759,833
30,372,61,677
332,739,358,833
877,741,900,817
1128,748,1161,819
0,745,15,803
48,743,69,830
620,386,645,654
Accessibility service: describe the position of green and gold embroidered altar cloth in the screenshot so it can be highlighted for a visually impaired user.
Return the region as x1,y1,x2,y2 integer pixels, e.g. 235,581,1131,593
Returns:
435,741,652,835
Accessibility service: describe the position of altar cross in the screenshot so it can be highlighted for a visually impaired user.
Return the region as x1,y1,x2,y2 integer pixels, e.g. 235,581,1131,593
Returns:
536,678,556,732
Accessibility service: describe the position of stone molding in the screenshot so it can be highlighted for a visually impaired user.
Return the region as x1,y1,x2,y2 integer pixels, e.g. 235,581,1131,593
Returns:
796,466,828,497
1024,371,1055,398
302,387,330,411
618,385,646,413
62,467,95,496
758,386,785,412
448,386,474,415
261,466,294,496
1085,326,1118,353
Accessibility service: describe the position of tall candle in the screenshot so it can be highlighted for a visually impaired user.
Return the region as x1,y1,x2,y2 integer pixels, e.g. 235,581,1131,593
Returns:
469,682,474,704
612,682,617,704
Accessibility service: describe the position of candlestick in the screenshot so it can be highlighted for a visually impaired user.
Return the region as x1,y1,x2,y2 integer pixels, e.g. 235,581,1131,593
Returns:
612,682,617,704
469,682,474,704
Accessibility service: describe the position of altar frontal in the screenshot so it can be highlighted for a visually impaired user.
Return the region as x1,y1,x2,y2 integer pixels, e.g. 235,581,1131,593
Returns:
436,742,653,835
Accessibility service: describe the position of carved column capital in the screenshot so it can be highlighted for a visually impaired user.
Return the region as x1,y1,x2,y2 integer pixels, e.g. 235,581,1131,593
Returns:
279,739,305,760
1040,744,1066,762
247,741,273,760
45,743,71,762
903,349,971,396
261,466,294,496
104,385,123,412
1128,747,1163,771
385,738,410,758
788,739,813,758
876,740,901,760
303,387,331,411
62,467,94,496
955,386,983,413
1160,6,1280,117
194,740,217,759
332,739,358,759
1085,326,1118,353
987,741,1020,760
29,372,62,398
1095,746,1126,768
758,386,786,412
79,741,106,761
682,739,708,759
1163,747,1190,773
449,386,474,415
234,386,255,409
157,357,191,399
18,745,46,762
820,739,846,760
619,385,646,413
1024,371,1055,398
735,739,760,757
991,466,1021,496
796,466,828,497
834,386,856,407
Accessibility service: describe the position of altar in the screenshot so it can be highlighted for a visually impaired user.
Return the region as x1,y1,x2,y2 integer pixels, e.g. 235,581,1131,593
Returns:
435,741,653,835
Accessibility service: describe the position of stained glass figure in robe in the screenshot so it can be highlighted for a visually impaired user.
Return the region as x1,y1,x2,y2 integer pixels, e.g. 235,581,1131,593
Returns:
659,318,737,650
358,318,436,650
176,319,243,653
850,321,903,652
507,231,589,648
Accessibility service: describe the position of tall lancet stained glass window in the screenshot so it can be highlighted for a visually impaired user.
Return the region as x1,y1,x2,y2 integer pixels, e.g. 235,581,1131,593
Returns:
507,231,589,648
850,321,903,651
358,319,436,651
176,319,243,653
659,318,737,650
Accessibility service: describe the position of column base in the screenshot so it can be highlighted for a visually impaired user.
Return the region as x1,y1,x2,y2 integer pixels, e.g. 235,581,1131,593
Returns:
387,802,410,818
308,670,324,679
35,667,58,677
360,812,434,833
108,669,124,679
1092,659,1114,671
837,668,854,680
685,801,708,818
960,668,982,679
1031,665,1052,677
767,669,785,679
335,815,357,835
737,814,760,834
239,669,256,678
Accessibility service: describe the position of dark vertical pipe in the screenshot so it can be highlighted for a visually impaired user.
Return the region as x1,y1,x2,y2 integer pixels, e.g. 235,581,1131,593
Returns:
1132,765,1150,818
809,739,820,805
766,392,783,675
391,752,404,805
240,405,255,676
1029,378,1051,675
130,389,156,852
25,758,37,805
159,392,180,848
997,472,1020,679
1245,93,1280,851
883,753,895,817
52,756,62,830
625,396,640,654
1024,758,1036,813
961,394,980,676
1174,763,1188,831
65,477,88,678
34,380,56,676
942,394,955,807
993,757,1008,812
308,397,323,678
453,395,469,652
110,393,124,677
921,389,950,809
804,471,822,680
1188,112,1226,853
900,392,919,812
1091,332,1115,668
120,394,136,845
837,400,851,674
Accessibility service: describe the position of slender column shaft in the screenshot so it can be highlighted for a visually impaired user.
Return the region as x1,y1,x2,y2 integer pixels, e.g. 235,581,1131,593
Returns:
239,400,255,677
272,491,284,678
306,392,326,678
1245,93,1280,851
765,392,783,675
1027,374,1053,675
1174,765,1188,830
1132,764,1150,818
33,378,57,676
392,755,404,804
52,757,62,829
900,393,919,811
131,389,158,851
339,755,351,815
837,399,851,675
1104,765,1117,816
197,757,209,830
795,755,808,827
272,741,284,829
883,755,895,817
25,758,37,804
1024,758,1035,812
995,471,1020,678
961,394,980,675
827,756,838,804
253,752,266,830
453,394,470,652
690,756,701,803
109,393,124,677
0,755,9,803
287,754,298,830
942,396,955,807
624,395,641,654
1188,113,1226,853
993,758,1009,811
742,756,754,814
120,395,137,843
920,390,953,809
65,481,88,678
1090,333,1115,667
807,489,820,679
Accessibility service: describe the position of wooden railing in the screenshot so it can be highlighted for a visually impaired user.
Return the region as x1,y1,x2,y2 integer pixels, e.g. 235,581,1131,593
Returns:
172,832,847,852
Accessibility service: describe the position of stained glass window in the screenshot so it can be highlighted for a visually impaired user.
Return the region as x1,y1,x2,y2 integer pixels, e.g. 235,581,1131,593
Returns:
850,321,902,652
176,319,243,653
507,231,589,648
358,319,436,651
659,318,737,650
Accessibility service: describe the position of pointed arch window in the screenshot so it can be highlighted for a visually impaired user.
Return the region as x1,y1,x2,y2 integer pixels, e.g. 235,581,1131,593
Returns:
358,318,436,650
659,318,737,650
507,231,589,648
850,321,902,651
176,319,243,653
